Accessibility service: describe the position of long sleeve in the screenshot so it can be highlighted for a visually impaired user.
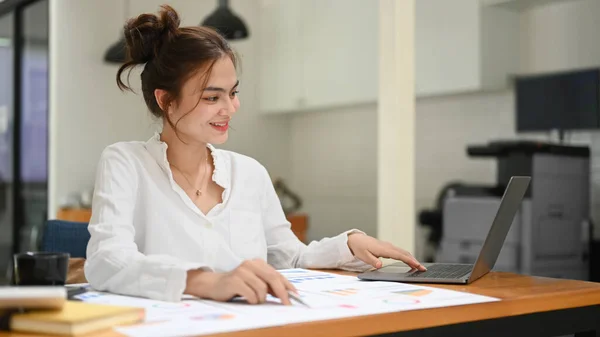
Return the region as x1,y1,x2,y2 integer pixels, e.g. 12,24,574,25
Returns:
84,145,209,302
261,167,371,272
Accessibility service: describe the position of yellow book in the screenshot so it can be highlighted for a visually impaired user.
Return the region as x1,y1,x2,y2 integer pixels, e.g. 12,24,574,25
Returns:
10,301,145,336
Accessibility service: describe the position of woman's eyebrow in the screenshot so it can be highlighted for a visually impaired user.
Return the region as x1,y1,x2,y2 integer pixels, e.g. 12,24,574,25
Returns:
204,80,240,93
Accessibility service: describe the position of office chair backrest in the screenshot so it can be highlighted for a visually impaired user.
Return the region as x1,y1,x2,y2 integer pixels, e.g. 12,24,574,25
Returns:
41,220,90,258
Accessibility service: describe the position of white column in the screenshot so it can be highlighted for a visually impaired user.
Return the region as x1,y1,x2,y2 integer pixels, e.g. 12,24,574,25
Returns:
47,0,59,218
377,0,415,254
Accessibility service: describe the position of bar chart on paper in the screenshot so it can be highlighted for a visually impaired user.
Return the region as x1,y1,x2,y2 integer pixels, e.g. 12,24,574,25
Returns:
323,288,359,296
280,269,337,284
278,269,498,310
74,269,500,337
310,283,432,306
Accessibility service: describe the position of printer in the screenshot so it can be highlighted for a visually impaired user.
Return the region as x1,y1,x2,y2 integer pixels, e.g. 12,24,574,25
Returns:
434,140,591,281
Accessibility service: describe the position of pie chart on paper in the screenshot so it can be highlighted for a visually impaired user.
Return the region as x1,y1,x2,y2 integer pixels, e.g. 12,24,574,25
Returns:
391,289,433,297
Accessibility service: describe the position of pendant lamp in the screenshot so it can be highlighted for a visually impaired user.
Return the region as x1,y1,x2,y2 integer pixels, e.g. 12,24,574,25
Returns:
201,0,249,40
104,38,127,64
105,0,249,64
104,0,129,64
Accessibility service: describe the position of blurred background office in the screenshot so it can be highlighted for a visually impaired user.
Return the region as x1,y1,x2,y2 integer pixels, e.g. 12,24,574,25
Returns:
0,0,599,284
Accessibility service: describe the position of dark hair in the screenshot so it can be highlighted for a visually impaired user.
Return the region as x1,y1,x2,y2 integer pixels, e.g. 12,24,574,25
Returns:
117,5,237,130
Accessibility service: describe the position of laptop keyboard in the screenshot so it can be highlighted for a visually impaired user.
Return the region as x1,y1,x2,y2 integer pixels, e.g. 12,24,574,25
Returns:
406,264,472,279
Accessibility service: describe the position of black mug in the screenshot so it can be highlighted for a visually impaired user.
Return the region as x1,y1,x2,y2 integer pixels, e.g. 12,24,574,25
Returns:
13,252,70,286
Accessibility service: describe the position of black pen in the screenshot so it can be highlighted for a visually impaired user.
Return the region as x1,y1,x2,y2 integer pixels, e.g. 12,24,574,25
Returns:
66,286,89,300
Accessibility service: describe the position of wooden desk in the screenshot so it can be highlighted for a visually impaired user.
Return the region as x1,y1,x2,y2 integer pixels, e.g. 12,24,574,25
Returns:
56,208,92,223
2,272,600,337
56,209,310,243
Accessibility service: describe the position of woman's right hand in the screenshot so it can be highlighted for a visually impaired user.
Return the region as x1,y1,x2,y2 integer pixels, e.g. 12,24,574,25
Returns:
185,259,297,305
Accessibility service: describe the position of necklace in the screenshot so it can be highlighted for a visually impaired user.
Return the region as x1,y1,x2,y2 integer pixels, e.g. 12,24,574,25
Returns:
170,152,209,197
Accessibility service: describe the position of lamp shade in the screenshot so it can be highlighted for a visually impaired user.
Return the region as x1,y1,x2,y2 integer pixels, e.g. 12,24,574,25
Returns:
104,37,126,64
201,1,249,40
103,0,248,64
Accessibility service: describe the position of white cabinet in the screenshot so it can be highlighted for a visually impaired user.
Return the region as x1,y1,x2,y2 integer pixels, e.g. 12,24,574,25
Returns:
257,0,378,114
258,0,518,109
256,0,304,114
416,0,520,97
301,0,378,111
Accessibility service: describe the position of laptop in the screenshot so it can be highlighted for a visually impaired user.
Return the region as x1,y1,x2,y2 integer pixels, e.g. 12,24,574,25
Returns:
357,176,531,285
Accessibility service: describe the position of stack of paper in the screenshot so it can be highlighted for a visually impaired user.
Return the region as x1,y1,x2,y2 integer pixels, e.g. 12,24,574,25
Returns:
0,286,66,310
75,269,499,337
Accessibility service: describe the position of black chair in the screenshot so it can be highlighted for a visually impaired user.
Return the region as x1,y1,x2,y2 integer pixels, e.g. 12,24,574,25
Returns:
41,220,90,258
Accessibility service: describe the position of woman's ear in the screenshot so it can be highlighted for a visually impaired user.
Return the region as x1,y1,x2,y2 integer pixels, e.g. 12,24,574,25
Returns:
154,89,171,114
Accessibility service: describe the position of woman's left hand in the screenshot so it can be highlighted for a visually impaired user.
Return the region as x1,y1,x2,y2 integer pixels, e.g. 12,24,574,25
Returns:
347,232,427,271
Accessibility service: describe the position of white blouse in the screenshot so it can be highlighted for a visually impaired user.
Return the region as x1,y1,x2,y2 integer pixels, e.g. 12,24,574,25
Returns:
84,133,370,302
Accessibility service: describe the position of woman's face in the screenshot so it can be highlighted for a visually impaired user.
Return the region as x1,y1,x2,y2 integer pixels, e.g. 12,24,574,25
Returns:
164,56,239,145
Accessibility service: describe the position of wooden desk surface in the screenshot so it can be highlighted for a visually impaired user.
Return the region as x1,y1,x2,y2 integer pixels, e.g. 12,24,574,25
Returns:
3,271,600,337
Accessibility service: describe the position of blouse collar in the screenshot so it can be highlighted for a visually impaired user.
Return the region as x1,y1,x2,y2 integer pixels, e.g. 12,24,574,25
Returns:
144,132,230,190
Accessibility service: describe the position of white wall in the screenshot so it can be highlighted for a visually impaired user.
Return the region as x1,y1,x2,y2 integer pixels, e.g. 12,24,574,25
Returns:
290,104,378,242
289,90,528,257
289,1,417,256
49,0,154,216
49,0,291,216
416,91,509,214
289,0,600,257
288,0,417,249
520,0,600,238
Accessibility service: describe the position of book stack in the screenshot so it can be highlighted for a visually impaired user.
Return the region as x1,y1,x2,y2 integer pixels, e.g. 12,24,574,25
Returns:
0,286,144,336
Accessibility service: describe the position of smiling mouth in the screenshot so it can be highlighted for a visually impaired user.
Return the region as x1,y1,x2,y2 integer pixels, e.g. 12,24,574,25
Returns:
209,121,229,131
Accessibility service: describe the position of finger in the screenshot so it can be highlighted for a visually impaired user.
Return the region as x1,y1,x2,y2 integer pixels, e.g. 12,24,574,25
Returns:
375,244,422,270
246,262,291,305
281,274,298,294
238,268,268,304
267,278,291,306
234,277,259,305
395,247,427,271
361,250,383,269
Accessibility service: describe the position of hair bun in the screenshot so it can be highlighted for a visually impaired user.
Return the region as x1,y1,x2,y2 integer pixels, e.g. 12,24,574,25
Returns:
123,5,181,63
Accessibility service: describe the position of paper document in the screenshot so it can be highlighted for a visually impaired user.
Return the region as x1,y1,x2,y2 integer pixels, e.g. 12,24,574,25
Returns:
75,291,275,337
76,269,499,337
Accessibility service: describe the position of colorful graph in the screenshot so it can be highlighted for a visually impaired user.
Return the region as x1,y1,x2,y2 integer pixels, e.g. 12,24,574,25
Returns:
382,297,420,305
392,289,433,297
323,288,359,296
287,275,336,284
191,314,235,321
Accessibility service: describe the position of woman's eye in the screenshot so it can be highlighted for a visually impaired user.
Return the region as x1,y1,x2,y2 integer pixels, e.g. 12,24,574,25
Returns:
231,90,239,97
204,96,218,102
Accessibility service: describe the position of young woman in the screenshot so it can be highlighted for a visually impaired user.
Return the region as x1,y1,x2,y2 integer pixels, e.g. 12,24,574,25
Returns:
84,5,425,304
